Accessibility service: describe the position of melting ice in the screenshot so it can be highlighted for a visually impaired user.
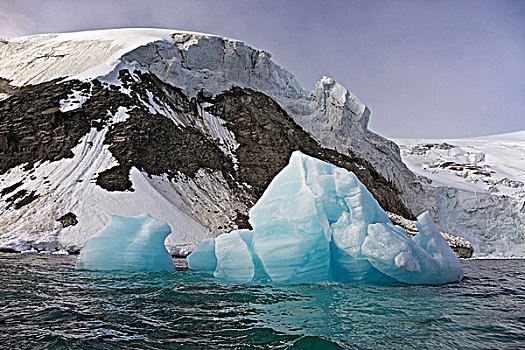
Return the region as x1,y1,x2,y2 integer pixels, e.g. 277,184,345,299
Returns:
76,214,175,272
187,151,463,285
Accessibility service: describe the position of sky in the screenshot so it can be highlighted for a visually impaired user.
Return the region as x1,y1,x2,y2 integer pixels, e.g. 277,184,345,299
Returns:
0,0,523,139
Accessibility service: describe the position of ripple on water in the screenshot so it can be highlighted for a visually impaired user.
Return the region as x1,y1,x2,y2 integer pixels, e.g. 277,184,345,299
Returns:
0,255,524,349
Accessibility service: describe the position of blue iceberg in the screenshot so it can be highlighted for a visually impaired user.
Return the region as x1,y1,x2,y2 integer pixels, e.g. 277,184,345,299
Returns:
187,151,463,285
76,213,175,272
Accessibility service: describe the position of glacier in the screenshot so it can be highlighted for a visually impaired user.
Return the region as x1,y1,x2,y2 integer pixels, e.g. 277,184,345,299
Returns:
76,214,175,271
187,151,463,285
396,132,525,256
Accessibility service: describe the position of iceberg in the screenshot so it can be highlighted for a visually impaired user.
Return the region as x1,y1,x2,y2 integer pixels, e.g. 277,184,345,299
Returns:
187,151,463,285
76,213,175,271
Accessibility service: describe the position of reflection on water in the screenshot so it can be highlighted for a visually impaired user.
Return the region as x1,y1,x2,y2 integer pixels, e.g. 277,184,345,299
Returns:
0,254,524,349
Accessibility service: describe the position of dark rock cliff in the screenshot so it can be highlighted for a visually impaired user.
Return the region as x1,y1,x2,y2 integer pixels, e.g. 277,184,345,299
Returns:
1,70,411,234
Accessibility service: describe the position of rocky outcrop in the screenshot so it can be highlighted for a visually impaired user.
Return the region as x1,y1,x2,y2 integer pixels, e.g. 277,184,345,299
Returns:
387,212,474,258
0,80,90,174
0,67,411,247
57,213,78,228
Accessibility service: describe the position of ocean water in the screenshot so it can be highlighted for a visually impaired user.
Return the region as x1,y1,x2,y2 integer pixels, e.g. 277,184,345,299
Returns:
0,254,524,349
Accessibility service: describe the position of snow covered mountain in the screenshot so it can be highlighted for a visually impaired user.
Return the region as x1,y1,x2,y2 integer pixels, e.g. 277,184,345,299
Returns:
0,29,522,257
396,132,525,257
396,131,525,195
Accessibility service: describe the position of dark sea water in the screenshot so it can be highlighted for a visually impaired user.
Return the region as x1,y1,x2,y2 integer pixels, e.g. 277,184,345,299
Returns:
0,254,524,349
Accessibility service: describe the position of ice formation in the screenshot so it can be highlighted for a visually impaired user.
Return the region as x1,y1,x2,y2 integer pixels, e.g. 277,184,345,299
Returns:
187,152,463,285
76,214,175,271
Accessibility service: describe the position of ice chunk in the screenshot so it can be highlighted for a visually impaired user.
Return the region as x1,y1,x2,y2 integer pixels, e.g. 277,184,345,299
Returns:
52,249,69,255
249,154,331,283
187,151,463,285
76,213,175,271
363,215,463,285
186,238,217,273
214,230,255,282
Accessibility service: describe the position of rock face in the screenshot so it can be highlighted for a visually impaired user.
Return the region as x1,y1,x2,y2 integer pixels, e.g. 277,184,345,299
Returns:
57,213,78,228
387,212,473,258
0,29,522,257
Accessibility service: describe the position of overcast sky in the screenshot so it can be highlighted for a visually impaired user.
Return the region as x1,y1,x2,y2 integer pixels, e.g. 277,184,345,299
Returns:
1,0,523,138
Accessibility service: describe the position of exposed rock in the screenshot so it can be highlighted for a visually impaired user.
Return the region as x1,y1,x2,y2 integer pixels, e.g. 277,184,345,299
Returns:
0,180,23,196
0,246,18,253
440,232,474,259
209,86,412,218
173,258,189,270
387,212,474,258
13,191,38,210
387,212,419,237
5,189,39,210
57,213,78,227
0,79,92,174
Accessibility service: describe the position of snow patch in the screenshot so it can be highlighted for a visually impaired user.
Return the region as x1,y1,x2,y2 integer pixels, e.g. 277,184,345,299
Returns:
59,86,92,112
172,33,200,51
199,103,239,168
109,106,131,124
396,131,525,196
0,29,179,86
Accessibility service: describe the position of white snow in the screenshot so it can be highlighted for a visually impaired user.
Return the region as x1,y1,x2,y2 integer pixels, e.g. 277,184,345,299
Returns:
0,28,206,86
109,106,131,124
199,103,239,168
394,131,525,257
172,33,200,51
395,130,525,196
51,249,69,255
142,89,183,126
59,87,92,112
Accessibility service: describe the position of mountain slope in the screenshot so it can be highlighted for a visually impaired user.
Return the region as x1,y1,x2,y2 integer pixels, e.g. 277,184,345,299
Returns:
396,131,525,195
0,29,522,256
396,132,525,256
